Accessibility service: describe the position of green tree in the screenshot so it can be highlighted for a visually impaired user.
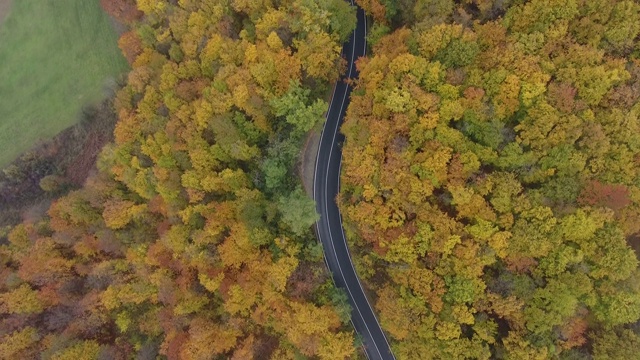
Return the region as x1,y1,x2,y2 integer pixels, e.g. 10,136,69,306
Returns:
593,328,640,360
278,187,319,236
271,82,328,136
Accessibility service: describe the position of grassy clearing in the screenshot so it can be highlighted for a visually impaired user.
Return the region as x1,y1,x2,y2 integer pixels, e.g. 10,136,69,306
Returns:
0,0,127,167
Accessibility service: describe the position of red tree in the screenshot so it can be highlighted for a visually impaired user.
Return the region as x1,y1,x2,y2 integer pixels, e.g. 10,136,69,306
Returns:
578,180,631,211
100,0,142,23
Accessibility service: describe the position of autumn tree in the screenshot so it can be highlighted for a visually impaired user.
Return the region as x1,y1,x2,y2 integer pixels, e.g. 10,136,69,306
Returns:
0,0,358,358
342,0,640,357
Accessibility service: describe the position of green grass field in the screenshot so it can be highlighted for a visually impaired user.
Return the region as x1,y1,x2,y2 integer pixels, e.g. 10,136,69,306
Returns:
0,0,128,167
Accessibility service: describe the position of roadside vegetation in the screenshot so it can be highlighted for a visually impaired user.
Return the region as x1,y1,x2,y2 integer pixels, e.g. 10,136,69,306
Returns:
0,0,127,167
0,98,119,229
0,0,359,358
340,0,640,358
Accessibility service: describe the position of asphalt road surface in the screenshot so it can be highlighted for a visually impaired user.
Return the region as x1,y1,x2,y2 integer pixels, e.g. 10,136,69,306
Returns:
313,3,396,360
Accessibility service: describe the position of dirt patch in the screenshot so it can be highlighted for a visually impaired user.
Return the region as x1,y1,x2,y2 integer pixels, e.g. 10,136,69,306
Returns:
0,0,12,25
298,128,322,197
298,85,338,197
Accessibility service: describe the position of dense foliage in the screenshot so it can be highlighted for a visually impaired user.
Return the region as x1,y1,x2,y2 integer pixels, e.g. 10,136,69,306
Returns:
340,0,640,358
0,0,359,358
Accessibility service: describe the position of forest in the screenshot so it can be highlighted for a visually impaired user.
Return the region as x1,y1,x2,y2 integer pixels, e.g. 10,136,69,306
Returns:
340,0,640,358
0,0,360,358
4,0,640,359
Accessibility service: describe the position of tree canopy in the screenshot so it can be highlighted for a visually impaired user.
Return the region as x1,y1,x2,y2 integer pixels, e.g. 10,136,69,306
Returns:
0,0,358,358
340,0,640,358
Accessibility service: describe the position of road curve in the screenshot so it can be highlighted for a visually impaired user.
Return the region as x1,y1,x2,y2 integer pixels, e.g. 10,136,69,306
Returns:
313,4,396,360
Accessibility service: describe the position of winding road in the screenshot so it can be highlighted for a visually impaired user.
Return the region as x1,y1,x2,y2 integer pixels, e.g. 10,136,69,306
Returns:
313,3,396,360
